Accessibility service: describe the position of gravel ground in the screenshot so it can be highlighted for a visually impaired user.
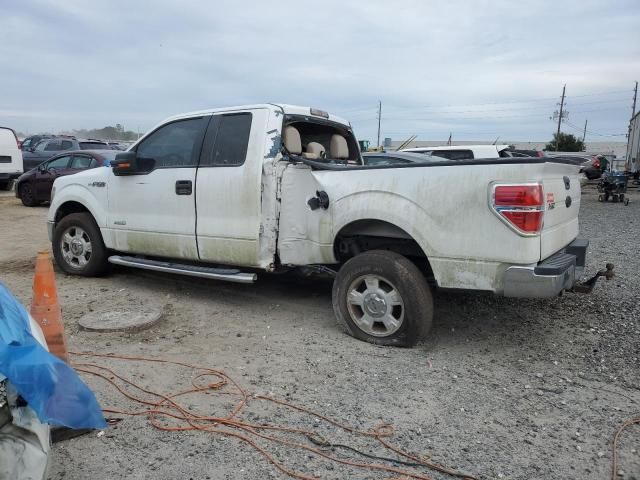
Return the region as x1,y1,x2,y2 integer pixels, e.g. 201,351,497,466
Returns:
0,182,638,480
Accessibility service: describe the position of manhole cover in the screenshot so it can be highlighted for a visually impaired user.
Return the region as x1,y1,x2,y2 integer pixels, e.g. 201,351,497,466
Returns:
78,307,164,333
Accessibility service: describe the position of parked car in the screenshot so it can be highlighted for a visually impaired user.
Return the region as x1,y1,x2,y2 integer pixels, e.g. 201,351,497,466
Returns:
19,134,53,151
22,137,110,171
16,150,116,206
0,127,23,190
402,144,512,160
49,104,592,347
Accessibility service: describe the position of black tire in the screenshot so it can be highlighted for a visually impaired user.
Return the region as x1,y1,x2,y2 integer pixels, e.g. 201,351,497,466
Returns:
52,212,109,276
0,181,12,191
19,183,39,206
332,250,433,347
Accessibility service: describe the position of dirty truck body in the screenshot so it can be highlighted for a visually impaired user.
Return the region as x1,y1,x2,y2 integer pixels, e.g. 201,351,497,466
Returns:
47,104,588,346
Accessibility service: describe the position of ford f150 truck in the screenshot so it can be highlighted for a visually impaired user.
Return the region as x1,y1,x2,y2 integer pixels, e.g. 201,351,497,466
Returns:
47,104,597,347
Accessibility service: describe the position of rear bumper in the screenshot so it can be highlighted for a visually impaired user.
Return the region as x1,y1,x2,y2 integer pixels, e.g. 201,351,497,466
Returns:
503,238,588,298
0,172,20,182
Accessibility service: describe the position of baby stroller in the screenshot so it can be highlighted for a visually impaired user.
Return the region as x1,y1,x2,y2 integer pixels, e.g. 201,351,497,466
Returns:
597,171,629,205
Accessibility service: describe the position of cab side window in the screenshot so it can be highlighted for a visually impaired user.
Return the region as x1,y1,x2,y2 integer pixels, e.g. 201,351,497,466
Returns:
136,118,207,168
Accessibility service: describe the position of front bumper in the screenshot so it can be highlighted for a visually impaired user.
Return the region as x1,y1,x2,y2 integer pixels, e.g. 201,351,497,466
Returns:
47,221,54,242
503,238,588,298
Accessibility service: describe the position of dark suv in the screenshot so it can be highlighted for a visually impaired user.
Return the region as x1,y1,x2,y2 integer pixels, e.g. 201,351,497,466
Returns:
15,150,118,206
22,137,110,171
20,134,53,151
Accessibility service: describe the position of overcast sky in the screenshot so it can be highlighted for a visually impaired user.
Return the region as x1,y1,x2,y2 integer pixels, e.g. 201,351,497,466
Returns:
1,0,638,143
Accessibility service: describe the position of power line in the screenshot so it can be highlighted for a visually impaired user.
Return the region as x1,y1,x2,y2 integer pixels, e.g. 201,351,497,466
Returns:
565,120,626,137
345,99,629,120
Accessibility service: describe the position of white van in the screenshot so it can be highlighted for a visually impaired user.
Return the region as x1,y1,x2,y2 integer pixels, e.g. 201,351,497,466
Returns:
0,127,23,190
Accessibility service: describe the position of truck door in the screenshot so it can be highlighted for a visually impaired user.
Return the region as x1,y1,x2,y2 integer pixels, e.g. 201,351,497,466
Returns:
195,108,268,267
106,116,209,260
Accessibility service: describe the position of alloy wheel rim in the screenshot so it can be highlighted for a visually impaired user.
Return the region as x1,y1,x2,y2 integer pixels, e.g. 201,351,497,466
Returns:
346,274,405,337
60,226,92,269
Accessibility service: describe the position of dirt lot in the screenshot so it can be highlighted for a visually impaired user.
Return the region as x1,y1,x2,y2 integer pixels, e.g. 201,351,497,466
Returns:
1,184,639,480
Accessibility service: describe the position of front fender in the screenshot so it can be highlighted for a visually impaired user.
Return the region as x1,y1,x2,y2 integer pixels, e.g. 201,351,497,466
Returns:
48,181,107,228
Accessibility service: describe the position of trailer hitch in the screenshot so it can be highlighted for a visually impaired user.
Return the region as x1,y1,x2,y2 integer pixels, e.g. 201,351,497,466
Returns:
572,263,614,294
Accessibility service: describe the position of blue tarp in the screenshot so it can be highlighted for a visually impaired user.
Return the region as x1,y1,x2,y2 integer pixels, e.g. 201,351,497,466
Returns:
0,282,106,429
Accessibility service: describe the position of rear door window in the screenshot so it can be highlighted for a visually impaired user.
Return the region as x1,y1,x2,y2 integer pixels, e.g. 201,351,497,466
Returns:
201,113,252,167
80,142,109,150
430,150,474,160
70,155,94,169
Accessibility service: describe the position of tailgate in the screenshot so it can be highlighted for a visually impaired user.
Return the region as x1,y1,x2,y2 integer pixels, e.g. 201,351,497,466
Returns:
540,162,581,259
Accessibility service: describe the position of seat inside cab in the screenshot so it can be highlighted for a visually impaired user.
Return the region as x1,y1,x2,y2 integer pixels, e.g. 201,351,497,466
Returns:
282,120,360,164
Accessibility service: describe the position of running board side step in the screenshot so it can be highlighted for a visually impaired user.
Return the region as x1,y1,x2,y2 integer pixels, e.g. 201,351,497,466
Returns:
108,256,257,284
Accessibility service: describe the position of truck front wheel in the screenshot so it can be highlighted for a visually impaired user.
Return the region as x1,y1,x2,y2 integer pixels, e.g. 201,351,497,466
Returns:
332,250,433,347
52,212,109,276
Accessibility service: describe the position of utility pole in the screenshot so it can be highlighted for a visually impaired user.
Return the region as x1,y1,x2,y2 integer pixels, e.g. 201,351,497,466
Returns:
376,100,382,149
582,119,588,143
556,84,566,149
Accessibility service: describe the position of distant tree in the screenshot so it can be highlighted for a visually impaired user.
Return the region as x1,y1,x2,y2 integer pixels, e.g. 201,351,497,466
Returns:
544,132,584,152
69,125,140,141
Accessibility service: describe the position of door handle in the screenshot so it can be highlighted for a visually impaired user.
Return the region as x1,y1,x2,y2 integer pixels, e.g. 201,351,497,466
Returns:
175,180,192,195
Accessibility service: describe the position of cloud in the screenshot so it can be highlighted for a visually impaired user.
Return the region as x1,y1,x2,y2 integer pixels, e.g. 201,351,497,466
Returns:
0,0,637,142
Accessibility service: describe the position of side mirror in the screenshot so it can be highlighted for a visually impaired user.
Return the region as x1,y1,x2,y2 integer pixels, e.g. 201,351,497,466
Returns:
38,164,47,172
110,151,155,176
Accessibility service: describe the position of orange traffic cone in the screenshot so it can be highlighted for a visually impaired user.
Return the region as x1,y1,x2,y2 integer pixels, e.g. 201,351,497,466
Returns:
30,250,69,362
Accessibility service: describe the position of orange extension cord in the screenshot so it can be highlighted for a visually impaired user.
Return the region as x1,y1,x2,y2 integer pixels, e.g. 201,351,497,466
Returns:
611,417,640,480
70,351,477,480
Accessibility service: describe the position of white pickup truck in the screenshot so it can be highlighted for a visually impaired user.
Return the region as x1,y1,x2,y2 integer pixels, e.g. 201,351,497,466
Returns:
47,104,598,347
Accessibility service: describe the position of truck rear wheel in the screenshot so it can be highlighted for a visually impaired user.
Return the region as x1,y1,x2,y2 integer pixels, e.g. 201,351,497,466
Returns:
52,213,109,276
332,250,433,347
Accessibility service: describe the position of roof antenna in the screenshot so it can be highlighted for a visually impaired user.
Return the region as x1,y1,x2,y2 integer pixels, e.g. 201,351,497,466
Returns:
492,136,500,145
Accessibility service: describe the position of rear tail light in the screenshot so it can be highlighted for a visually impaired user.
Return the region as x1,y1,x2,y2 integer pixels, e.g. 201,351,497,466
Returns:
491,183,544,235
